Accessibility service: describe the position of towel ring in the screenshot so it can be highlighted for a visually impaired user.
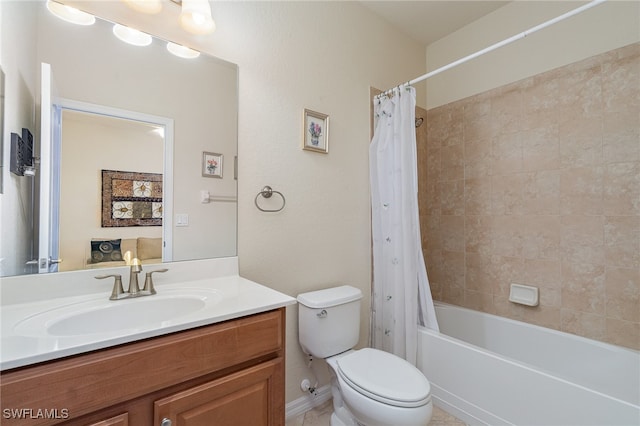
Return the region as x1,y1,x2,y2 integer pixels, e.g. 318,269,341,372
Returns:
254,186,286,213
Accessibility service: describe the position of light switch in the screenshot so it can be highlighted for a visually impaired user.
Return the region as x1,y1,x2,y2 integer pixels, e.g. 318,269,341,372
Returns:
176,213,189,227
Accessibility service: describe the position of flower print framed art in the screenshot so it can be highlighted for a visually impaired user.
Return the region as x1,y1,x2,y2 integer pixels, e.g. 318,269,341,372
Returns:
303,108,329,153
202,151,223,178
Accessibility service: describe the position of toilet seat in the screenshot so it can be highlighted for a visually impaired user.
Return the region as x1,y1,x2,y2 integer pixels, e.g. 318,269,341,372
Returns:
336,348,431,408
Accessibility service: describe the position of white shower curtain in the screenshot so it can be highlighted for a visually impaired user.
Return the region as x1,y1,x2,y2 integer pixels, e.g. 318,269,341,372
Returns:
370,86,438,366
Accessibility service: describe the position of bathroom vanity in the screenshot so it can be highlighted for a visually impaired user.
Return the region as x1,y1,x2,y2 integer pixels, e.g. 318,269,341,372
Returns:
0,258,295,426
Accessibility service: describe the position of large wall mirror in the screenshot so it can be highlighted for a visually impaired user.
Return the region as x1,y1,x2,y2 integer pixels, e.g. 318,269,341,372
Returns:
0,1,238,277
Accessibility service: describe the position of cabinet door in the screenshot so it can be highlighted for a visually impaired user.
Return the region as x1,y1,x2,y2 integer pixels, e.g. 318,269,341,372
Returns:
87,413,128,426
155,359,283,426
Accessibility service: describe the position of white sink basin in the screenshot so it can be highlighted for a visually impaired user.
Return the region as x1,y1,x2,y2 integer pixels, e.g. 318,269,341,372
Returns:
14,289,219,337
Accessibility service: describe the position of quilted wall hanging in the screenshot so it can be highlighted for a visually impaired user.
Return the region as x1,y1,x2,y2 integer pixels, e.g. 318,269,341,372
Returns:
101,169,163,227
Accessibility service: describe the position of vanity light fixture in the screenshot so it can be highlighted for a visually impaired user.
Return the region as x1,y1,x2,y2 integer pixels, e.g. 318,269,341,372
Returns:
122,0,162,14
166,42,201,59
180,0,216,35
112,24,153,47
46,0,95,26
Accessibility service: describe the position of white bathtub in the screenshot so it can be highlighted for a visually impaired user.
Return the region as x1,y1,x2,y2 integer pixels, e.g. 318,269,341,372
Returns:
417,302,640,426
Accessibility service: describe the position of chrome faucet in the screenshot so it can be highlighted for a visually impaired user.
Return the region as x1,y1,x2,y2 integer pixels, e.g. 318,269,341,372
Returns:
95,260,168,301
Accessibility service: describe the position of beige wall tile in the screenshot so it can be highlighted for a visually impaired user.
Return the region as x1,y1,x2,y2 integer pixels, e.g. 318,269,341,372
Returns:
465,215,493,255
440,215,465,252
492,174,525,215
523,171,560,215
490,88,523,136
465,252,493,293
522,305,562,330
464,290,495,314
492,132,523,175
440,144,464,181
465,177,493,215
463,100,492,143
522,259,563,310
560,167,604,215
521,216,561,260
605,318,640,350
560,215,604,265
603,110,640,163
464,137,492,179
523,125,560,172
491,215,524,258
602,53,640,113
605,267,640,322
440,180,465,216
562,262,606,314
604,162,640,215
491,255,524,298
561,309,606,341
421,43,640,350
604,216,640,269
558,117,604,168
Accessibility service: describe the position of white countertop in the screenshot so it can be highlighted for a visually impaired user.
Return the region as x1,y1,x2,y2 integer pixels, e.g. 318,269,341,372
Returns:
0,258,296,370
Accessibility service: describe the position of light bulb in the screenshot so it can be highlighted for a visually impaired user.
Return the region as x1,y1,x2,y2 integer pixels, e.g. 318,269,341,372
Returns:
113,24,152,47
46,0,95,26
166,42,201,59
180,0,216,35
122,0,162,14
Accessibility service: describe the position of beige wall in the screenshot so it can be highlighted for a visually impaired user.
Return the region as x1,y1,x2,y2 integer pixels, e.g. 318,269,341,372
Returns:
58,111,163,272
420,43,640,351
426,1,640,109
63,0,427,404
0,1,38,276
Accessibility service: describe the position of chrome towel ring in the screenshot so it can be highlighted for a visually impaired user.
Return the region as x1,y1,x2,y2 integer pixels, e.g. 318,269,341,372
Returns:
254,186,286,213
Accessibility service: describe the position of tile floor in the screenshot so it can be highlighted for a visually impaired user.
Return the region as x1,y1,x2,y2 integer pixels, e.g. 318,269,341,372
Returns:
286,399,466,426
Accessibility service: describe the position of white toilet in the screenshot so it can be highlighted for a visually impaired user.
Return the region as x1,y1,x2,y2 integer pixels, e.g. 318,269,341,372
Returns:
297,285,433,426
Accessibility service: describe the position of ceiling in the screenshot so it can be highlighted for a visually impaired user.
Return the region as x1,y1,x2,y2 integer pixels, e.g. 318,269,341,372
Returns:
359,1,510,46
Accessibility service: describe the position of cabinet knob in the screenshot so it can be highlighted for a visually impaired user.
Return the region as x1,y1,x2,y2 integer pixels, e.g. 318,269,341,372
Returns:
161,418,172,426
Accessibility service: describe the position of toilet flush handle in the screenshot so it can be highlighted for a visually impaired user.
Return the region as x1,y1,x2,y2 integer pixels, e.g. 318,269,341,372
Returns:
317,309,327,318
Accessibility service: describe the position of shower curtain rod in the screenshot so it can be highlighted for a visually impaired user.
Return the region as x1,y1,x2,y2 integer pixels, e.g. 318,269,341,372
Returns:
375,0,607,99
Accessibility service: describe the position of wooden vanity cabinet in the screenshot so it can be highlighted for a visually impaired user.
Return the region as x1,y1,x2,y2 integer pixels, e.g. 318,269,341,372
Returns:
0,309,286,426
86,414,129,426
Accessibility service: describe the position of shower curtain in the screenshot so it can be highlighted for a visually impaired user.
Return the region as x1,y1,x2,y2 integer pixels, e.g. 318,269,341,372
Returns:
370,86,438,366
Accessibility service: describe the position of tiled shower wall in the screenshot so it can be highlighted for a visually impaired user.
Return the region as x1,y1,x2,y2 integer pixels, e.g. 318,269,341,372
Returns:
419,42,639,350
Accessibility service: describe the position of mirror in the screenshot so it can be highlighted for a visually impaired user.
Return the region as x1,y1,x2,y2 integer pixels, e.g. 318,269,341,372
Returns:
0,2,238,277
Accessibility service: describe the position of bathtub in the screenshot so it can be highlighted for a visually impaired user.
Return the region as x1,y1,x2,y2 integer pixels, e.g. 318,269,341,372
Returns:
417,302,640,426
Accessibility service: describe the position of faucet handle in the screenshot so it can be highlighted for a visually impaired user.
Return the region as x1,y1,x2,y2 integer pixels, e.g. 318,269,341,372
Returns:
142,268,168,295
95,274,126,300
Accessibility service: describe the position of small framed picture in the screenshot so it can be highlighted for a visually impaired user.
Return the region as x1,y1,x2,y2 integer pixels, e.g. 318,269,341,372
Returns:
202,151,223,178
303,108,329,154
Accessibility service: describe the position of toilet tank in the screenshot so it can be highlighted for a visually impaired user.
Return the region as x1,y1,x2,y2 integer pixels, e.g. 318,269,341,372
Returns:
297,285,363,358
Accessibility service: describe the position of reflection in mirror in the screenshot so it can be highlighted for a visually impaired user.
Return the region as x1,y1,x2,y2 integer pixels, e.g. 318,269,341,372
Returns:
59,110,165,272
0,1,238,277
0,67,4,194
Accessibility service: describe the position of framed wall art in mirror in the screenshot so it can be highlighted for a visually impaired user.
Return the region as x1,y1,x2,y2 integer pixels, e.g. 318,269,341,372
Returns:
101,170,163,227
202,152,223,178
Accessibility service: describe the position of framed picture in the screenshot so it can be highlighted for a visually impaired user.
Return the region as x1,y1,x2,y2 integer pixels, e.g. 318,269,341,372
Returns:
303,108,329,153
202,151,223,178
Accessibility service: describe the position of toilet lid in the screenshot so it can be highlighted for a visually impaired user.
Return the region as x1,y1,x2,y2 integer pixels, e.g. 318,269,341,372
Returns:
336,348,431,408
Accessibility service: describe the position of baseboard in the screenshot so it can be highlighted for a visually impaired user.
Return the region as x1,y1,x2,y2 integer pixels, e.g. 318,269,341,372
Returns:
285,384,332,421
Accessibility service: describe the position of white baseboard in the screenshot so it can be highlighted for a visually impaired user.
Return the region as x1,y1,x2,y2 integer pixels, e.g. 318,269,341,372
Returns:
285,384,332,421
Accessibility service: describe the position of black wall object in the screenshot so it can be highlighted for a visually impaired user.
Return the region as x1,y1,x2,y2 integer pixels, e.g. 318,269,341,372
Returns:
9,128,33,176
